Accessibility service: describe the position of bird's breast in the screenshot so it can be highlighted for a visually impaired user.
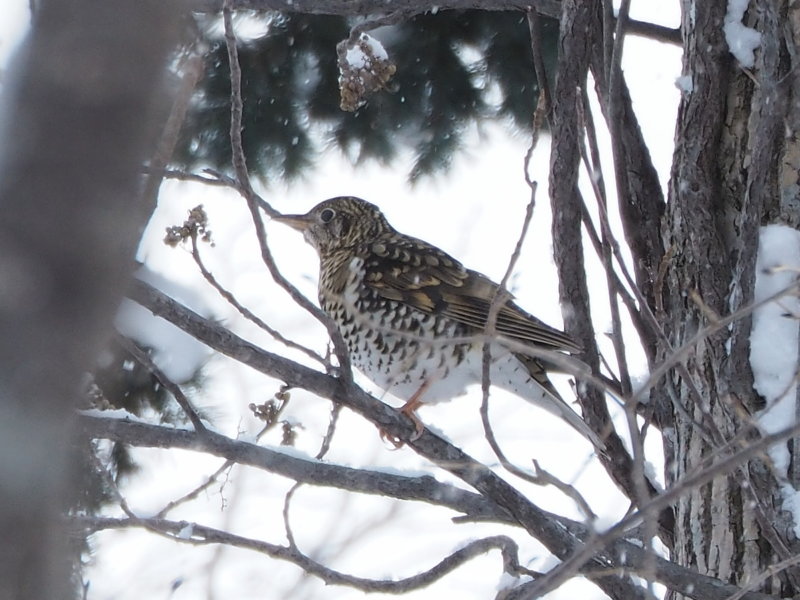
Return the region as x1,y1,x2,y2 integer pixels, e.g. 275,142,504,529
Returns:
318,257,476,403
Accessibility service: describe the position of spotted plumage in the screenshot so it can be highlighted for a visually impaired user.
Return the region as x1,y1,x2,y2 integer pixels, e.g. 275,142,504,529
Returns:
275,196,601,448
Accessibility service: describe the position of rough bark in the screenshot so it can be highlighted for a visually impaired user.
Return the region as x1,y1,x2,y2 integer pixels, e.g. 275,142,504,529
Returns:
661,0,800,597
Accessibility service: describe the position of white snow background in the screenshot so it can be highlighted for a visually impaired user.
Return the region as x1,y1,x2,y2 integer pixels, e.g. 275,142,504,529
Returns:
750,226,800,538
3,2,790,599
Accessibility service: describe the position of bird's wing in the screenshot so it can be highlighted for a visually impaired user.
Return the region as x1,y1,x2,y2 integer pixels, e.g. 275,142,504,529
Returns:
361,237,580,353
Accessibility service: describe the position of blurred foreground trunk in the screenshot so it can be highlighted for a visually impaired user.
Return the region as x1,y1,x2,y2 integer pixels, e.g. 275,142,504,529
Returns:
0,2,182,598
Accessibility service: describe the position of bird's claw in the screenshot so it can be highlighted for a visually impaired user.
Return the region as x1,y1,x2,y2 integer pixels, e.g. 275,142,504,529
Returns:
379,407,425,448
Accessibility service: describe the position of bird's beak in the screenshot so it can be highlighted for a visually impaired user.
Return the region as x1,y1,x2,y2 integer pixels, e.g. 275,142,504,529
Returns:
273,213,312,233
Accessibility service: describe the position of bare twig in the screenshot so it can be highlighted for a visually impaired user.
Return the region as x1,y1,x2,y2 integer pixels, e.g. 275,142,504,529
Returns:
155,167,233,186
156,392,292,519
478,382,597,521
532,459,597,520
526,8,552,122
576,77,657,591
221,3,353,380
100,279,797,599
476,176,597,516
318,402,343,459
576,90,632,398
155,459,234,519
118,335,208,433
283,401,341,548
188,231,325,365
76,514,534,594
724,554,800,600
89,452,138,519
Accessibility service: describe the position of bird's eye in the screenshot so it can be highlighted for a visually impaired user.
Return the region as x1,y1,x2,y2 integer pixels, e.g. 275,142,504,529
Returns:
319,208,335,223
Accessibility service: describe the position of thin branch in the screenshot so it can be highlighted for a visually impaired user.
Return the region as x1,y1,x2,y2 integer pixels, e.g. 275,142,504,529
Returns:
477,165,598,516
577,71,658,592
317,402,342,459
724,554,800,600
480,77,543,455
154,459,234,519
155,167,233,186
221,4,353,380
222,1,255,197
80,414,515,524
532,459,597,520
283,400,341,548
89,452,138,519
526,9,552,122
591,0,666,323
76,515,532,593
548,1,660,552
576,90,632,398
156,393,292,519
117,335,208,433
188,231,325,365
116,281,796,599
122,281,785,599
576,190,650,371
479,368,597,521
608,0,631,92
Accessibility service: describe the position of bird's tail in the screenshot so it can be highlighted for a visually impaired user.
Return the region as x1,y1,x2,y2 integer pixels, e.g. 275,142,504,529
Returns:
515,354,606,451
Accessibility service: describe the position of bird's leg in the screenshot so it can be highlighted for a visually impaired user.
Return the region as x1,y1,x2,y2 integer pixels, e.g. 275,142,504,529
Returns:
399,379,432,441
381,379,432,447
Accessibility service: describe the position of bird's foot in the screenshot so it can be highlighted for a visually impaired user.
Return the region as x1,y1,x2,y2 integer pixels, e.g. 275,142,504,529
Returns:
379,395,426,447
379,429,405,449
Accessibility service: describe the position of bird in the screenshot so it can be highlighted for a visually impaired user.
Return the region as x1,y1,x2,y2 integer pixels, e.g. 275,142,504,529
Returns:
274,196,602,449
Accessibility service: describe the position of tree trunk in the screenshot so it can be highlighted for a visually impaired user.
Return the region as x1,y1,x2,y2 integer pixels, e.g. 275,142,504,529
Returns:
0,2,182,598
661,0,800,596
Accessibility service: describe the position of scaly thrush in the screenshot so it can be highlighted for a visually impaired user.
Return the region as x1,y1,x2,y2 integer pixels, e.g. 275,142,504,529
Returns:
275,196,601,448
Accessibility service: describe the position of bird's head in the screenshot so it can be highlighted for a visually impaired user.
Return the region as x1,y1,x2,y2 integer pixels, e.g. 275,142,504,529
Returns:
274,196,392,255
